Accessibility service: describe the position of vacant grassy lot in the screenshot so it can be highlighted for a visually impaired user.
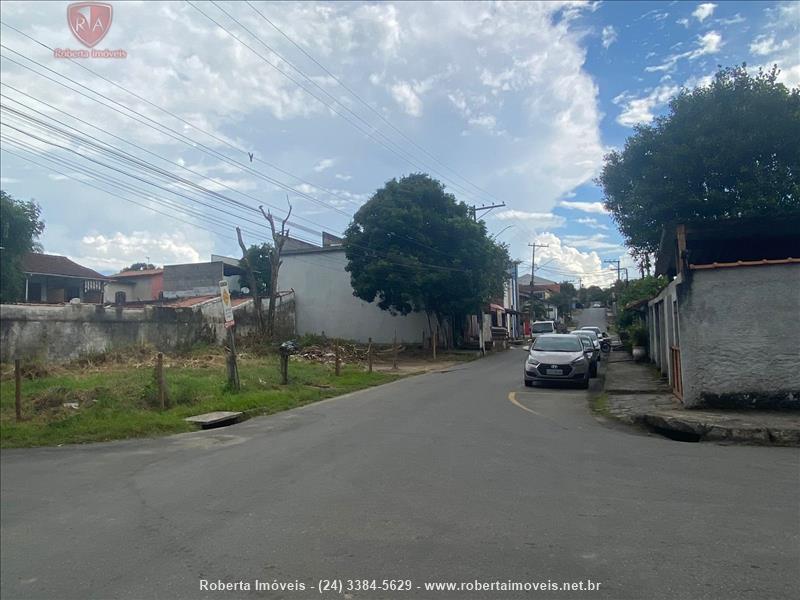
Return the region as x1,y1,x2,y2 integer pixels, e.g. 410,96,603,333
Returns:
0,347,399,448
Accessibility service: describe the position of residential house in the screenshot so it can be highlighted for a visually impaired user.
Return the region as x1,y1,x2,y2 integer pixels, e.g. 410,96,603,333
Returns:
20,252,107,303
518,274,561,331
162,259,244,299
105,268,164,304
276,233,434,344
648,215,800,409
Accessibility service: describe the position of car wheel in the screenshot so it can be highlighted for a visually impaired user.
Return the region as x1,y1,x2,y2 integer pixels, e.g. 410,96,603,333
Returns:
524,380,533,387
590,362,598,378
580,376,590,389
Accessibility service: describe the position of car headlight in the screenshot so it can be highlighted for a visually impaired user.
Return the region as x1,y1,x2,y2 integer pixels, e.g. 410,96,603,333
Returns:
527,357,540,366
571,355,586,364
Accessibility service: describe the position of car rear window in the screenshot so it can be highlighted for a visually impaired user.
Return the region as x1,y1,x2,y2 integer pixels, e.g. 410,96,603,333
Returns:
532,336,583,352
531,323,554,333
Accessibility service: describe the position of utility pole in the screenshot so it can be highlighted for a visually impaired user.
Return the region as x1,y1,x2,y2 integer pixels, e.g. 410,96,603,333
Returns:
604,259,621,283
528,241,550,332
468,202,505,355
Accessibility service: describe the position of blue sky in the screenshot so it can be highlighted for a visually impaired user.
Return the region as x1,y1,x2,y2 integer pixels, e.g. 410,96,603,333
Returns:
1,1,797,286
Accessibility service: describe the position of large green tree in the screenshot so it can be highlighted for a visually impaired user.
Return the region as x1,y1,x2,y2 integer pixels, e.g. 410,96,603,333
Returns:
1,190,45,303
237,242,272,296
599,65,800,262
344,174,509,339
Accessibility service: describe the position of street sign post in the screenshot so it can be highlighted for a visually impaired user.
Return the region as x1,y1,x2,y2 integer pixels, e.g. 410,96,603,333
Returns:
219,280,239,390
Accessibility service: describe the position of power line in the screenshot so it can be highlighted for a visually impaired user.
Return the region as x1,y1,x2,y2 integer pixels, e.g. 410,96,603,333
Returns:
192,1,496,206
0,47,456,261
244,0,503,205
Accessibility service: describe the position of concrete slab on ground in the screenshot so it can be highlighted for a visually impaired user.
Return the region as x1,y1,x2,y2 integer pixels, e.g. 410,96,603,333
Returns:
184,411,242,427
602,353,800,446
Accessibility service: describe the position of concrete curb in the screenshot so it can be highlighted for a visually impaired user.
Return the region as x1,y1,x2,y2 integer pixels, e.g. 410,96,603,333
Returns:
600,356,800,447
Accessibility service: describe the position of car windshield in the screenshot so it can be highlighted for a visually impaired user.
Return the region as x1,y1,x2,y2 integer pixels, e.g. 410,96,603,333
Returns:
532,336,583,352
531,323,554,333
580,330,599,340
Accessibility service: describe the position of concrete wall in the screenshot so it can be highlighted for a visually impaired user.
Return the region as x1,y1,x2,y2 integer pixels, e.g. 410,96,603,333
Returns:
105,275,160,303
162,262,240,299
277,249,434,343
0,298,295,363
678,263,800,409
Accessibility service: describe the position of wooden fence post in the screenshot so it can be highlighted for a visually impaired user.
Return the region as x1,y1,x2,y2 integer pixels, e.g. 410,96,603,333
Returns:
368,337,373,373
156,352,166,410
15,359,22,422
334,339,341,376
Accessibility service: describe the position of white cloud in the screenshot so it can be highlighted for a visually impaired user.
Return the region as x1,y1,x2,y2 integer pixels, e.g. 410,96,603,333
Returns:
334,173,352,181
677,18,690,28
313,158,335,172
645,31,723,72
614,84,679,127
577,217,609,230
558,201,609,214
601,25,617,49
495,210,566,229
749,35,790,57
390,82,423,117
562,233,622,251
0,177,20,184
521,232,618,287
692,3,717,23
78,231,206,272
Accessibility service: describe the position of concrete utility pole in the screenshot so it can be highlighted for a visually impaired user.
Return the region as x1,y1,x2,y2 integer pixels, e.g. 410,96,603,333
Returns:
528,242,550,329
468,202,505,355
604,259,621,283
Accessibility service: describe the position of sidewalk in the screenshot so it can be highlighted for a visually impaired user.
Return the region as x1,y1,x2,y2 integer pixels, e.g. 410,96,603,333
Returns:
600,353,800,446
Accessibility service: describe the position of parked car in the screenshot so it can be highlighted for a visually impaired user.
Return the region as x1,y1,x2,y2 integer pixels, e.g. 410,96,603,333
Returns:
592,301,603,308
579,326,611,353
570,330,599,377
576,328,602,359
524,334,591,388
530,320,556,342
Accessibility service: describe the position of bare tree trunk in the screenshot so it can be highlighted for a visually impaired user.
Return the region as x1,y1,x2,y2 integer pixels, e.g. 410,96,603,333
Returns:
236,227,265,336
260,199,293,339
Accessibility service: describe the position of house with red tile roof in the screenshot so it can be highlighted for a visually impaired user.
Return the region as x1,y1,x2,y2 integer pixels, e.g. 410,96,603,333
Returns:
105,268,164,304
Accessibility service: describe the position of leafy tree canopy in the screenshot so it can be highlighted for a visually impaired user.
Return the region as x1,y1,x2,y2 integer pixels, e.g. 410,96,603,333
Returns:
123,262,156,271
599,65,800,261
1,190,45,303
616,275,668,329
238,242,272,295
344,174,509,328
547,281,577,319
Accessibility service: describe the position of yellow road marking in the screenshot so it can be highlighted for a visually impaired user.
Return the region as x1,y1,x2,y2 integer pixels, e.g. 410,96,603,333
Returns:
507,391,544,416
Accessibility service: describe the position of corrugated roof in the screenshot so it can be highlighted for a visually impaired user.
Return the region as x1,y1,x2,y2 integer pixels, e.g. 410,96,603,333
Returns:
22,253,108,280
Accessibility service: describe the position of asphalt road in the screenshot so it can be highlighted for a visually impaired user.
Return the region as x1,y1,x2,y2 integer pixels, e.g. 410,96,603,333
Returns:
572,307,609,332
2,343,798,599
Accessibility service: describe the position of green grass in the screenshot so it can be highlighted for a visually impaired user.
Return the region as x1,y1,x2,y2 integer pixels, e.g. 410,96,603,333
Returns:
590,392,611,416
0,353,398,448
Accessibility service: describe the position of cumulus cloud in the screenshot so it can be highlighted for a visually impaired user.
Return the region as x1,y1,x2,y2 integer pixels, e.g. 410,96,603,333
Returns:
750,35,790,57
558,201,609,214
495,210,566,229
390,82,424,117
522,232,618,287
601,26,617,49
613,84,679,127
692,3,717,23
78,231,207,272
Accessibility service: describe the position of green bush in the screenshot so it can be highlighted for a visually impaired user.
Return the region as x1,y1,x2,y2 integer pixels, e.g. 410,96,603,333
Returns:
627,323,648,347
